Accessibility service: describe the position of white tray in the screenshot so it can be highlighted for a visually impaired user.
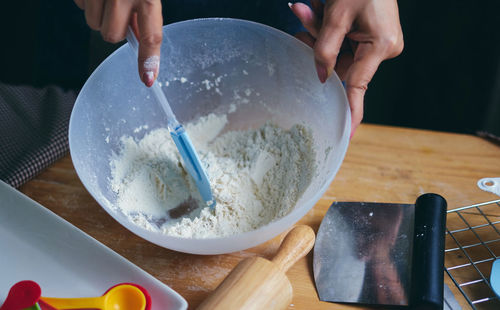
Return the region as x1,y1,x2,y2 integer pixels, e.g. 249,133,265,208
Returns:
0,180,187,309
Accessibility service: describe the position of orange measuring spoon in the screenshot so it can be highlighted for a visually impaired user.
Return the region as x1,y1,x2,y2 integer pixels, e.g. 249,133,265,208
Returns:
40,284,146,310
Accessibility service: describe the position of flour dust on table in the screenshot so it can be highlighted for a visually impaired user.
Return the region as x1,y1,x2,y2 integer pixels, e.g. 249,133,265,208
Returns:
110,113,317,238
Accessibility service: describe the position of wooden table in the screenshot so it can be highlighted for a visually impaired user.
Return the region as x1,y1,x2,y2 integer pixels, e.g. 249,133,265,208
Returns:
19,124,500,309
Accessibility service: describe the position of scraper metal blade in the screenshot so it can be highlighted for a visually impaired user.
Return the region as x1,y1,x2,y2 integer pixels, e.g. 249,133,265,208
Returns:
313,194,447,308
314,201,414,306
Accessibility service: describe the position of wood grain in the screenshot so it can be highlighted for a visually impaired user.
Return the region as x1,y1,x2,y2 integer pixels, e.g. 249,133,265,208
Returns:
198,225,314,310
271,225,315,273
18,124,500,310
196,257,292,310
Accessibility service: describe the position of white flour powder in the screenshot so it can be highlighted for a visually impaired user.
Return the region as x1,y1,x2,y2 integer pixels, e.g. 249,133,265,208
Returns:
110,113,316,238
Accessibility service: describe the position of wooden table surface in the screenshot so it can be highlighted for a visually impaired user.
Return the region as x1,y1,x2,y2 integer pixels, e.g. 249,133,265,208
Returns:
19,124,500,309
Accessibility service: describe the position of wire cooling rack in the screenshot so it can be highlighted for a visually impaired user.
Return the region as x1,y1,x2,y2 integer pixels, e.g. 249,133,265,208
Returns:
445,199,500,309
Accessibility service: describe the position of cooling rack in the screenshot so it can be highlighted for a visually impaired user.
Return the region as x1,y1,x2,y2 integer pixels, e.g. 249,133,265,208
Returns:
445,199,500,309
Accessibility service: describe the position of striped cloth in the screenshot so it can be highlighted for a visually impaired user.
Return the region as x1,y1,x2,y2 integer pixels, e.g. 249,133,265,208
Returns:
0,83,76,188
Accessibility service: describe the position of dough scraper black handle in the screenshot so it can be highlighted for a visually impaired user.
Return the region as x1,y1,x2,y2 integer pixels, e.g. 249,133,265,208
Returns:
410,193,447,310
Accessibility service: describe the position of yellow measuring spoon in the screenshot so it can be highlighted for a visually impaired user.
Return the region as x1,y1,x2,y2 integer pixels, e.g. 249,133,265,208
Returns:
40,284,146,310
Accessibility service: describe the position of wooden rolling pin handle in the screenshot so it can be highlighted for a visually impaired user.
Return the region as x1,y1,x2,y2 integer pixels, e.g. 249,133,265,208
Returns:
271,225,315,273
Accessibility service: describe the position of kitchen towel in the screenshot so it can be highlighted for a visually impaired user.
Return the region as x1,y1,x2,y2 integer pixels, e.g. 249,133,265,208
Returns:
0,83,76,188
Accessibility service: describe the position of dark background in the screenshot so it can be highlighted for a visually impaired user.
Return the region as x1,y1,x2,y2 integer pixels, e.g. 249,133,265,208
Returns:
1,0,499,135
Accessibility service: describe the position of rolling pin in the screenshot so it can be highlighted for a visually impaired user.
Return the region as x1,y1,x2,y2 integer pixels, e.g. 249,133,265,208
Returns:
197,225,315,310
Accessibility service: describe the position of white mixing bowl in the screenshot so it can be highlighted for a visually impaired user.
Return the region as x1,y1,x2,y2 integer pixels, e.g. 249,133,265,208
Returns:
69,18,350,254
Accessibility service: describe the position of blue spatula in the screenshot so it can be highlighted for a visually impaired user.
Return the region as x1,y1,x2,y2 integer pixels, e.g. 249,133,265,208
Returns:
126,28,215,208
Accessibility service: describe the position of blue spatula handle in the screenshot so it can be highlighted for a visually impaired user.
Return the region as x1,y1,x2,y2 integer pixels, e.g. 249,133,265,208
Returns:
125,27,215,207
170,126,215,207
125,27,180,130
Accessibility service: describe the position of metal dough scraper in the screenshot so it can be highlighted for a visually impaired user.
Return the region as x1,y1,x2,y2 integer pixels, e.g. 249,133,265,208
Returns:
314,193,448,309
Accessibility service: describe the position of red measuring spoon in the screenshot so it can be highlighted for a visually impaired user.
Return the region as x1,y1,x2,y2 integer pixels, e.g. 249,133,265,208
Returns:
0,281,41,310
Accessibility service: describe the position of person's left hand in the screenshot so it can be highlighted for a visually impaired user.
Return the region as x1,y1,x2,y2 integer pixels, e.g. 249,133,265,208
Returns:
289,0,404,137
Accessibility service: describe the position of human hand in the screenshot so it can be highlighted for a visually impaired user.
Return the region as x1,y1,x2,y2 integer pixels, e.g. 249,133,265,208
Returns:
289,0,404,136
74,0,163,87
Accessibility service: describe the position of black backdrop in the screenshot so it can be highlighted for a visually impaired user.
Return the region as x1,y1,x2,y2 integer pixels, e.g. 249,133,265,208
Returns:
1,0,499,135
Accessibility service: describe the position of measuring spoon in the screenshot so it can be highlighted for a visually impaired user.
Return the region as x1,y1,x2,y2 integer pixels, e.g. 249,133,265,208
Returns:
0,281,41,310
477,177,500,196
40,284,146,310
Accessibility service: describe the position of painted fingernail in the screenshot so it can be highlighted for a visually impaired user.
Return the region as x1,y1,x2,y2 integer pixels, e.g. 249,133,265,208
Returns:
142,55,159,87
143,71,154,87
315,61,327,83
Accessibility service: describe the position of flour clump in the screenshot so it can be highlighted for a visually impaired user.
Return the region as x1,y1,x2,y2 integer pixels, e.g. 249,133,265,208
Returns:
110,113,317,238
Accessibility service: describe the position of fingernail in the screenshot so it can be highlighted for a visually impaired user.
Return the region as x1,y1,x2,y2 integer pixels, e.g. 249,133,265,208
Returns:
315,61,327,83
288,2,293,8
142,55,159,87
350,124,357,140
326,67,333,79
143,71,154,87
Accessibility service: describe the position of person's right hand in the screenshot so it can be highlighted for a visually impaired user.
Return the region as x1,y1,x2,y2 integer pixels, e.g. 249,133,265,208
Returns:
74,0,163,87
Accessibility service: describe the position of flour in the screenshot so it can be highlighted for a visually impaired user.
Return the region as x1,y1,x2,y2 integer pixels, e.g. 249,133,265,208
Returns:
110,113,316,238
143,56,159,71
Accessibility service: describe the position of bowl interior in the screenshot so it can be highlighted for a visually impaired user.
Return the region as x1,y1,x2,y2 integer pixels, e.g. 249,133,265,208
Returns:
69,18,350,254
